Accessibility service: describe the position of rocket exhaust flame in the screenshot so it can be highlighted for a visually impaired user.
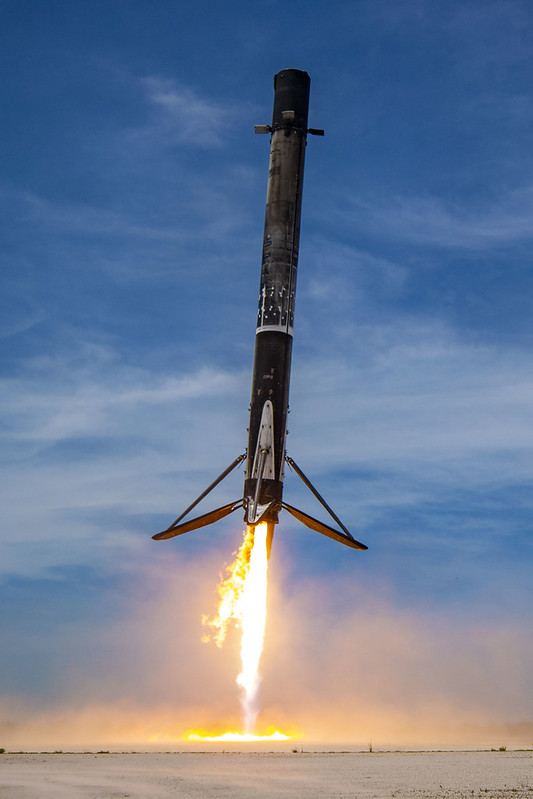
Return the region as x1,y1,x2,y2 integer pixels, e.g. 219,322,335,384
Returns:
202,523,272,735
236,523,268,732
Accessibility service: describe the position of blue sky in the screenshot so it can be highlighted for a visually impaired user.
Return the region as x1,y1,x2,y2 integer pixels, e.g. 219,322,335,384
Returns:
1,0,532,747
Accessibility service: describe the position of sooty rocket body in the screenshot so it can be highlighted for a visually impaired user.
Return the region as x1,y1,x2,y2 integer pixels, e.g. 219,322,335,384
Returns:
153,70,367,554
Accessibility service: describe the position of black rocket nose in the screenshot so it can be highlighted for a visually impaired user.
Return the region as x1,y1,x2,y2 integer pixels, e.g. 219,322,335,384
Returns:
272,69,310,131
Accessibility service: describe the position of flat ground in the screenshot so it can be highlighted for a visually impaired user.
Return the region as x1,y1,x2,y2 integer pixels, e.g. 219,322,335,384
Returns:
0,750,531,798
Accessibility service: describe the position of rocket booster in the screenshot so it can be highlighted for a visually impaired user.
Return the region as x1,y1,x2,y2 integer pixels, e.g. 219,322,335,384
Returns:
153,70,367,553
244,69,310,528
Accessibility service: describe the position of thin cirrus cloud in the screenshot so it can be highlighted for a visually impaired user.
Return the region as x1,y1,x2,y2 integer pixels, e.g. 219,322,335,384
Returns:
3,311,532,580
346,186,533,250
1,80,260,287
0,336,249,579
129,76,236,150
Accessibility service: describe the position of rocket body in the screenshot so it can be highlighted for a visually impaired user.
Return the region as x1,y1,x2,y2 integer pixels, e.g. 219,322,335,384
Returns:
153,69,367,553
244,69,310,527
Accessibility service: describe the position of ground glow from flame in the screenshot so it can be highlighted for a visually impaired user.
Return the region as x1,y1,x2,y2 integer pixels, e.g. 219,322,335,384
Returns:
199,522,290,739
186,730,290,742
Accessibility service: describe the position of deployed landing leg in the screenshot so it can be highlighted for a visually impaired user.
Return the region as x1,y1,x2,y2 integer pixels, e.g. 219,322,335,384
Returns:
284,456,367,550
153,455,245,540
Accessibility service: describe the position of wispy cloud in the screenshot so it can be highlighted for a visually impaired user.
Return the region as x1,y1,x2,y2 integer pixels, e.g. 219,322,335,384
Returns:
18,190,191,242
2,313,533,582
346,185,533,250
0,336,249,577
2,363,237,446
133,76,234,150
292,320,533,487
283,311,533,569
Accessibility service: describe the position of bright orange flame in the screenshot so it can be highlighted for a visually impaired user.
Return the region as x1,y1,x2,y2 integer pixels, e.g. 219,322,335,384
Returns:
186,730,290,742
201,523,285,737
202,525,258,647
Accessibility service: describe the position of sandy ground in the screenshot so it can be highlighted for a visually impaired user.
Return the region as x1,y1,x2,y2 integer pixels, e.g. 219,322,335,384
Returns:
0,750,531,798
